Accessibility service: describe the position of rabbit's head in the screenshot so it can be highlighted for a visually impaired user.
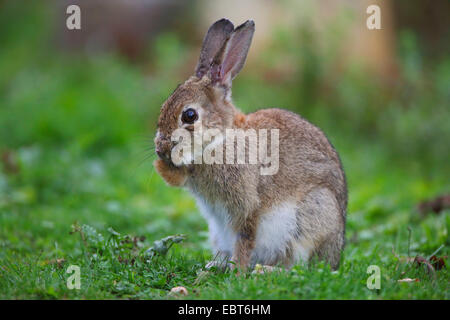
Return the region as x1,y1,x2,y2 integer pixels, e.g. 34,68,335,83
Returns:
155,19,254,166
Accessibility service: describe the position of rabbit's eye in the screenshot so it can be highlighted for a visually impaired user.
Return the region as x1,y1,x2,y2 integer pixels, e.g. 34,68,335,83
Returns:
181,108,198,124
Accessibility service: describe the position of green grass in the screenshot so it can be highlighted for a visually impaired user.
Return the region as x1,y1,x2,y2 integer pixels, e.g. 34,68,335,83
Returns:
0,128,448,299
0,1,449,300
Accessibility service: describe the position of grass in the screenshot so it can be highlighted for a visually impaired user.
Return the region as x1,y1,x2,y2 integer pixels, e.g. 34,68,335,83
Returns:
1,139,449,300
0,121,448,299
0,1,449,300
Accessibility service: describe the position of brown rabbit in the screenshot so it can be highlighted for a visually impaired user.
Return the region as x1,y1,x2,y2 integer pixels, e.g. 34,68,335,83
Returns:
154,19,347,271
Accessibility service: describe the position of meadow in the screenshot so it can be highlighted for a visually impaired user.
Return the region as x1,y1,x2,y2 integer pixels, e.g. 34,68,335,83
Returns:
0,3,448,299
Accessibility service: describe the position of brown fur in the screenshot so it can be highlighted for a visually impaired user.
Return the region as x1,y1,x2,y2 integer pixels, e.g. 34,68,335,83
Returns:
154,19,347,271
153,159,187,187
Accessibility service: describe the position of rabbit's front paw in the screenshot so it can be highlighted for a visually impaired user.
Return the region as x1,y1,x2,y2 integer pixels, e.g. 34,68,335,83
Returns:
153,159,187,187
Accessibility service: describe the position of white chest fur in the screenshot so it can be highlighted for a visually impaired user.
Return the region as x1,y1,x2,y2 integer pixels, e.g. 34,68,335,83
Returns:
193,195,311,266
194,195,236,257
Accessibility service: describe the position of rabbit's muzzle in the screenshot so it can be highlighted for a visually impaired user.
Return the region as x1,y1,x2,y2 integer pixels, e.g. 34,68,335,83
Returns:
155,137,173,165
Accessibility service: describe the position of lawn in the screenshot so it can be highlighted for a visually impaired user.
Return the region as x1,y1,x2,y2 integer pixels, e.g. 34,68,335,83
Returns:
0,2,448,300
1,143,449,299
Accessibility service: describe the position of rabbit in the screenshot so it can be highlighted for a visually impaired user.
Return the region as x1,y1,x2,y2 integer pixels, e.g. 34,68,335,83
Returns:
153,19,347,271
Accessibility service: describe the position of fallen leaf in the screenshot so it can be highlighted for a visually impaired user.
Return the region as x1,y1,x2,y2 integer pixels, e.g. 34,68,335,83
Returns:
414,256,436,276
398,278,419,283
1,150,19,174
429,255,447,270
417,194,450,215
43,258,66,268
170,286,188,296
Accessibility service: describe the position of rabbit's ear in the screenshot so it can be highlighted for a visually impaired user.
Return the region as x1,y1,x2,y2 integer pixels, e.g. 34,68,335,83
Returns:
195,19,234,79
210,20,255,87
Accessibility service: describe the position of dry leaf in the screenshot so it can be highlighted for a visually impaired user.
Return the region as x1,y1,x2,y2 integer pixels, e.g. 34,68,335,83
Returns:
170,286,188,296
398,278,419,283
417,194,450,215
413,256,436,276
1,150,19,174
429,255,447,270
44,258,66,268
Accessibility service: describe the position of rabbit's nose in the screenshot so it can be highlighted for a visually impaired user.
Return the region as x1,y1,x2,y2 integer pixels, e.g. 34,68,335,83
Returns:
155,147,162,157
156,147,171,163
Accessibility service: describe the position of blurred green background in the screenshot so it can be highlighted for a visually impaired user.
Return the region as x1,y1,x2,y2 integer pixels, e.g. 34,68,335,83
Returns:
0,0,448,299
